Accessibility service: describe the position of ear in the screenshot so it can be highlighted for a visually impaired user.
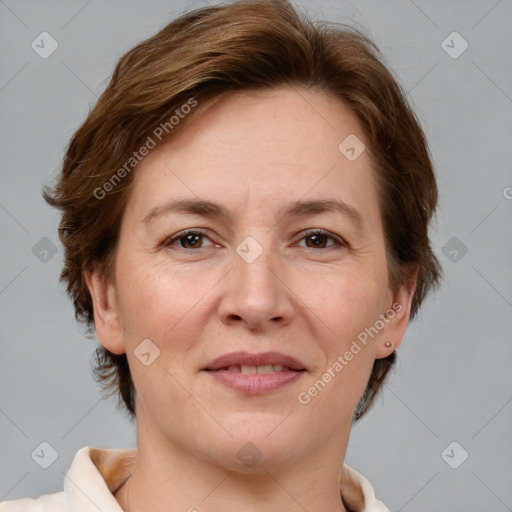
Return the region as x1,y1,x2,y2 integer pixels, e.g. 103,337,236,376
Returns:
83,269,126,355
374,263,419,359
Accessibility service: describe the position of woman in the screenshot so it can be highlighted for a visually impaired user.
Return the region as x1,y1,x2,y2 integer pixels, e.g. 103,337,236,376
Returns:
0,0,442,511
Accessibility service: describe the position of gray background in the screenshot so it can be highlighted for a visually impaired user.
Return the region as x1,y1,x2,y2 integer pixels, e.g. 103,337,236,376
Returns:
1,0,511,510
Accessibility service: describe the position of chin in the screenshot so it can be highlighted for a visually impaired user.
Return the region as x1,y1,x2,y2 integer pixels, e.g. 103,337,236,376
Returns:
203,421,304,471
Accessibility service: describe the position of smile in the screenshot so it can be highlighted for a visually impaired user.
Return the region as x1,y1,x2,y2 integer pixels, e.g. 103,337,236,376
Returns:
204,367,306,394
220,364,291,373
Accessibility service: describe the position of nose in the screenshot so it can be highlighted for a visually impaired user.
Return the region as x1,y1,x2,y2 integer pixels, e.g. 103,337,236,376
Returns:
217,239,295,331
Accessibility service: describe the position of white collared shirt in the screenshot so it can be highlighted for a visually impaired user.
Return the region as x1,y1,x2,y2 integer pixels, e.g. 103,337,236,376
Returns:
0,446,389,512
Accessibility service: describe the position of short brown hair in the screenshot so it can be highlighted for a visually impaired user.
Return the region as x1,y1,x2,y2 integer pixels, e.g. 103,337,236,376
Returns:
44,0,443,422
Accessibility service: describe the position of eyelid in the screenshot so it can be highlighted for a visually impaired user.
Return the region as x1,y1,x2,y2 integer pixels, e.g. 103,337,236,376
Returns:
294,228,347,248
162,228,215,248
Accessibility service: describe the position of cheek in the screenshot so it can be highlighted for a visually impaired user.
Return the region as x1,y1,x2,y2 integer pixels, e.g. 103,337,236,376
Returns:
301,266,385,339
115,256,205,334
116,264,204,407
300,269,383,403
299,280,378,412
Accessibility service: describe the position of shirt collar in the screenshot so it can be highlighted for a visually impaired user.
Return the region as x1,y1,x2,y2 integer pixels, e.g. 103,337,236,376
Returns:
64,446,136,512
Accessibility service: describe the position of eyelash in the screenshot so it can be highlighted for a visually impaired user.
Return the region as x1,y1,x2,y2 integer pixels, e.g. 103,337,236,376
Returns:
162,228,347,251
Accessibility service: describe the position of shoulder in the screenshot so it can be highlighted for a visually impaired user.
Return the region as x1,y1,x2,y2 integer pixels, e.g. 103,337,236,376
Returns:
0,491,69,512
0,445,135,512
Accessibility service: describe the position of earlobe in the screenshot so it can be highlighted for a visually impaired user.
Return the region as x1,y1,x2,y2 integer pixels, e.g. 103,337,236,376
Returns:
83,269,126,355
375,263,420,359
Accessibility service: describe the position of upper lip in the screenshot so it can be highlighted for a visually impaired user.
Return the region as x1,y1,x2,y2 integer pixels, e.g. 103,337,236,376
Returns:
203,351,307,371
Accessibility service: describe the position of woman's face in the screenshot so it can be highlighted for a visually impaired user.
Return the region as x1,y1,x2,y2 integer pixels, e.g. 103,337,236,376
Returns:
88,86,416,470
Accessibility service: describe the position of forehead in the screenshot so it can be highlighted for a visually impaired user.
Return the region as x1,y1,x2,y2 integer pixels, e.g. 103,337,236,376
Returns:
161,86,366,164
125,86,382,233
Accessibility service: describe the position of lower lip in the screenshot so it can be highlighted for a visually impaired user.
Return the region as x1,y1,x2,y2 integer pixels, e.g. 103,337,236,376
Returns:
205,369,305,394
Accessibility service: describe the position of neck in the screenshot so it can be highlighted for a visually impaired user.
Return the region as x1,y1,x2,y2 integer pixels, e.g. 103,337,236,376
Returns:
114,422,352,512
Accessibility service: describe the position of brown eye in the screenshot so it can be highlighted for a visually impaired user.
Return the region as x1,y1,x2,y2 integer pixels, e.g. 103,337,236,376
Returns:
164,230,214,250
297,229,346,249
305,232,329,248
179,232,203,249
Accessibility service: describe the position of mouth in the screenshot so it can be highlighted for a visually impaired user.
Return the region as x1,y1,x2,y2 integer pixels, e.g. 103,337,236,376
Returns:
202,352,307,394
209,364,303,374
202,351,307,372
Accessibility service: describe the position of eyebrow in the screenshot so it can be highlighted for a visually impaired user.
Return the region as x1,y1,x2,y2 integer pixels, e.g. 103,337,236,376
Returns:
141,198,364,229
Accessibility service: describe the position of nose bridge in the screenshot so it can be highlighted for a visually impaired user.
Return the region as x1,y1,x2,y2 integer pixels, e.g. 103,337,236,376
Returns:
218,228,292,328
233,230,279,295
